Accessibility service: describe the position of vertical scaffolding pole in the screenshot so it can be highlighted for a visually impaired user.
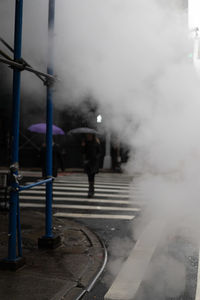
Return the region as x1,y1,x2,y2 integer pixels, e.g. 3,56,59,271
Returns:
38,0,60,249
8,0,24,264
45,0,55,238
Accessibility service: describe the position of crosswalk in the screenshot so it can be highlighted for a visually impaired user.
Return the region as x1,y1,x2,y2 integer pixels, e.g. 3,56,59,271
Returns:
17,173,144,221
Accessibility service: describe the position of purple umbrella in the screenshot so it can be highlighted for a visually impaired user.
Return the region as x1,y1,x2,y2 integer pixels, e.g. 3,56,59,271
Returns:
28,123,65,135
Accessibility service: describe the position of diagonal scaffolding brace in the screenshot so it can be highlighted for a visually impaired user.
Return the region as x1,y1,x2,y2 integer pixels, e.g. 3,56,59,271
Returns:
0,48,13,60
0,56,55,86
0,37,52,85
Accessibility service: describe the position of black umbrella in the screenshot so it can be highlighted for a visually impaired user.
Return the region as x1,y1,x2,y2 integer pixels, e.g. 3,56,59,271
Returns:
68,127,99,135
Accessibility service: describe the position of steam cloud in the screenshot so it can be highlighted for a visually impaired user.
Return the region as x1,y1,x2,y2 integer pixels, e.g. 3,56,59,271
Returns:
1,0,200,298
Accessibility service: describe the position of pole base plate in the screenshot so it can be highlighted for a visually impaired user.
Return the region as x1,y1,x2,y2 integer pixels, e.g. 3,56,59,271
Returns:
38,235,61,249
0,257,26,271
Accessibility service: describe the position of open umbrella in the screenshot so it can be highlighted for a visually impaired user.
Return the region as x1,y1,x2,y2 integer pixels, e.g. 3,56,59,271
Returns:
28,123,65,135
68,127,99,135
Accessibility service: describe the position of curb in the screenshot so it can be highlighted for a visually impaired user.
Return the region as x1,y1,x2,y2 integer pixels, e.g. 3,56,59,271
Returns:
74,240,107,300
60,224,108,300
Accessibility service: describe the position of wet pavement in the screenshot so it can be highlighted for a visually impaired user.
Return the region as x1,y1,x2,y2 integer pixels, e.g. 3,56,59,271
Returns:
0,209,106,300
134,230,198,300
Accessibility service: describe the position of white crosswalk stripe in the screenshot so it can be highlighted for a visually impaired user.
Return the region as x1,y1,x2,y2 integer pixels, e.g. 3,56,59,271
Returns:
23,185,131,194
53,212,135,220
19,195,130,204
20,190,130,199
14,173,144,220
20,203,140,212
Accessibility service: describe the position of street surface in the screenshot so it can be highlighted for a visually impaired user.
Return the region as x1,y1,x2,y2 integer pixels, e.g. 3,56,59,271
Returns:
19,172,142,299
19,173,140,221
1,172,198,300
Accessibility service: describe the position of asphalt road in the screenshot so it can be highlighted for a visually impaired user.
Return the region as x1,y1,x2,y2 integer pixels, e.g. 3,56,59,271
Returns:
79,218,136,300
79,220,199,300
9,173,199,300
19,173,138,300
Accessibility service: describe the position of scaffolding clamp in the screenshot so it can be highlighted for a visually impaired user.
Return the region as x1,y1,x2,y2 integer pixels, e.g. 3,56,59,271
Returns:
9,163,23,190
44,75,56,87
10,58,26,71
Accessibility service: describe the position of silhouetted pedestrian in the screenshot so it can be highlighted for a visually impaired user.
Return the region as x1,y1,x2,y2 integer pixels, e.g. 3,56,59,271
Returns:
40,142,64,178
81,134,101,198
111,139,122,173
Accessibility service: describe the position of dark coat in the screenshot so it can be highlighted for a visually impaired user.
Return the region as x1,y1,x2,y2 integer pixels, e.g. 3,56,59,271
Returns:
81,139,101,175
40,143,64,177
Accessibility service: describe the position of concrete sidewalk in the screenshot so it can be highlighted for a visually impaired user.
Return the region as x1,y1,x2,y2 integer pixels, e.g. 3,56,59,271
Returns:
0,210,106,300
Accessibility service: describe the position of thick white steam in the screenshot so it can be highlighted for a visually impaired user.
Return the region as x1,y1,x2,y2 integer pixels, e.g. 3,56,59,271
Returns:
1,0,200,297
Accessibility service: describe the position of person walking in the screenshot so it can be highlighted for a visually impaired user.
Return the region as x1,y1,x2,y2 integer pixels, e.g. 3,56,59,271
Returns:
81,133,101,198
40,142,64,178
111,138,122,173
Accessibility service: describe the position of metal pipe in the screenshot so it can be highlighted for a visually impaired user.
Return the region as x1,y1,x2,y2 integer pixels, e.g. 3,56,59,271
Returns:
8,0,23,261
0,57,54,83
0,49,13,60
17,200,22,257
0,37,46,84
45,0,55,238
19,178,53,191
0,37,14,53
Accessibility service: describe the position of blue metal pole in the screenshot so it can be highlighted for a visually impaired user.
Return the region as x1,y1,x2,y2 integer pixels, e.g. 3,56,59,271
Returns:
19,177,52,191
17,200,22,257
45,0,55,238
8,0,23,261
